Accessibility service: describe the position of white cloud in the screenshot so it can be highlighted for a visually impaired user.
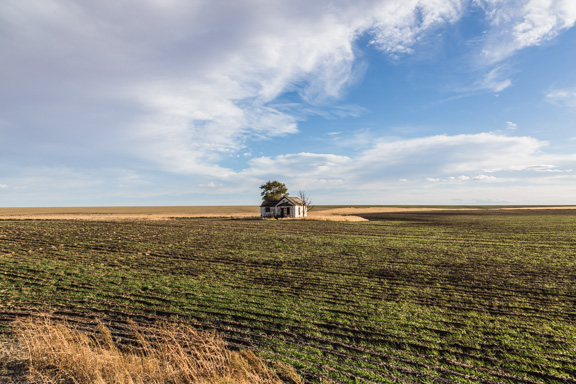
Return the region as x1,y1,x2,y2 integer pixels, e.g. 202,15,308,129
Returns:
474,67,513,92
237,133,575,192
4,0,570,173
199,182,223,188
354,133,548,175
448,174,497,181
462,0,576,92
245,153,351,184
0,184,8,189
518,165,572,172
449,175,470,181
512,0,576,48
546,88,576,107
472,174,497,181
506,121,518,130
369,0,465,54
479,0,576,63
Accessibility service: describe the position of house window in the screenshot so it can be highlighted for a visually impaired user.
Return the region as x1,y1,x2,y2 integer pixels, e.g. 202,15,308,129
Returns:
286,207,290,215
265,207,270,212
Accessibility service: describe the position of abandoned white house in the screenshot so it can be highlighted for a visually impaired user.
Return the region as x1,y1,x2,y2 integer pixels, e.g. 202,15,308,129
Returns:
260,196,307,218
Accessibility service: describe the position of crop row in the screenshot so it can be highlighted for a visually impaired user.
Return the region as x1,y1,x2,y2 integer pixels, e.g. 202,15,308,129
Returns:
1,210,576,383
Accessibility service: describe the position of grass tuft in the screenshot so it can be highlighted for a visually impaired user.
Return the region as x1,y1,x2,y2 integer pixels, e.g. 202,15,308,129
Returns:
0,314,300,384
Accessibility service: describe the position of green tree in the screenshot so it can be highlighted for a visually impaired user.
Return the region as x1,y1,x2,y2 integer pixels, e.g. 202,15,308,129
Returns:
260,180,288,201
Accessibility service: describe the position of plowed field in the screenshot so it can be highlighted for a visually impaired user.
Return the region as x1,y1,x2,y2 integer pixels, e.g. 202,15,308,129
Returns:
1,209,576,383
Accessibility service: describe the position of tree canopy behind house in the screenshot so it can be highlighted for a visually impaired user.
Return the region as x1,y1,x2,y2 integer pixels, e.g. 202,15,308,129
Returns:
260,180,288,201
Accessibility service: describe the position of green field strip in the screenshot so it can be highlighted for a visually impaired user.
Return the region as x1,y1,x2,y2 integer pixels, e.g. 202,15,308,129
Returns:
228,331,453,384
258,337,504,384
2,213,576,383
3,270,572,344
260,350,393,384
3,264,572,328
5,292,552,380
109,298,576,382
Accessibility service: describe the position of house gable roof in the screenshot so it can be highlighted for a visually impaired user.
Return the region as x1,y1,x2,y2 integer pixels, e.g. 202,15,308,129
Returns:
260,199,280,207
260,195,305,207
276,196,304,206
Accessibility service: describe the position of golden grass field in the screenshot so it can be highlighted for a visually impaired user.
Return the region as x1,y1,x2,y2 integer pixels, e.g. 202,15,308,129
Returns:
0,205,575,222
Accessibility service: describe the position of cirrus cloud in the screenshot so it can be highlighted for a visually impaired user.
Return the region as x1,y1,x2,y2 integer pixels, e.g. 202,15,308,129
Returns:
479,0,576,63
546,87,576,107
2,0,574,176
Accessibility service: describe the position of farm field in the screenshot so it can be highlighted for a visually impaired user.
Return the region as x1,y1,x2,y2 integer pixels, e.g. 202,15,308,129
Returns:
3,205,569,221
1,208,576,383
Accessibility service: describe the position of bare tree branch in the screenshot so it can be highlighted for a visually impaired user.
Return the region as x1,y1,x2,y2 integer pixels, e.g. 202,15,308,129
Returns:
298,190,313,211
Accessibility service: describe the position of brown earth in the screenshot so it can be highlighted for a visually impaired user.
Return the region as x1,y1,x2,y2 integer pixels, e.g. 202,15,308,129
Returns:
309,206,576,221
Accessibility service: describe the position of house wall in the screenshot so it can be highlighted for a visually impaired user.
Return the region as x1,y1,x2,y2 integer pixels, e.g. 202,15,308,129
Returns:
275,205,306,218
260,207,274,217
275,206,287,218
260,200,307,218
295,206,302,218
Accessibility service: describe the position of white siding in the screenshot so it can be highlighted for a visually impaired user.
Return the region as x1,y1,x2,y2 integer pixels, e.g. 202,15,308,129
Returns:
260,197,307,218
260,207,274,217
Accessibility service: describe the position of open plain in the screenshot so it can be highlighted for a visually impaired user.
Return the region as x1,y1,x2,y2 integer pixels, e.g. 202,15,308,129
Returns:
1,206,576,383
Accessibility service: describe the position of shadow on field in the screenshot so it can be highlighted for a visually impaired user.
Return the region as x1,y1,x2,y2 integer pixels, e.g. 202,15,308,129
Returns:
352,210,477,222
353,209,576,223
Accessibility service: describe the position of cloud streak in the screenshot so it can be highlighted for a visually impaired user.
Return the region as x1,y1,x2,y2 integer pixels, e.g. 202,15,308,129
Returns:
479,0,576,63
546,87,576,107
239,133,575,189
4,1,572,168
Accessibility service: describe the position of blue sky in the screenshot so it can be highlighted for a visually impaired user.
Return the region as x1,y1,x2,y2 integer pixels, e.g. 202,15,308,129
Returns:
2,0,576,206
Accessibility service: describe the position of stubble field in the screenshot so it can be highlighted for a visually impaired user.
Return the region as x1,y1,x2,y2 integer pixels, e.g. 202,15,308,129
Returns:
1,207,576,383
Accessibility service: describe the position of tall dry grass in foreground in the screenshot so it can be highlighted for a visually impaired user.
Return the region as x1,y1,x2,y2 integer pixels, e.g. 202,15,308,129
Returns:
0,315,300,384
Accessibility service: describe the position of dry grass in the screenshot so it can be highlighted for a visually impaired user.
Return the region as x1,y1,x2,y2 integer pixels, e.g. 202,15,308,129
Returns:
0,315,300,384
2,205,575,222
0,206,260,221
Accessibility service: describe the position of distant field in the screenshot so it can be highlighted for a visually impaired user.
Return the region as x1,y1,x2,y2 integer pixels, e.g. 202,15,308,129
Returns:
1,209,576,383
1,205,574,221
0,205,260,219
0,205,400,218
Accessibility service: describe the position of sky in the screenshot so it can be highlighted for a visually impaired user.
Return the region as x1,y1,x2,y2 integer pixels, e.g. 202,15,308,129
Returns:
2,0,576,206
